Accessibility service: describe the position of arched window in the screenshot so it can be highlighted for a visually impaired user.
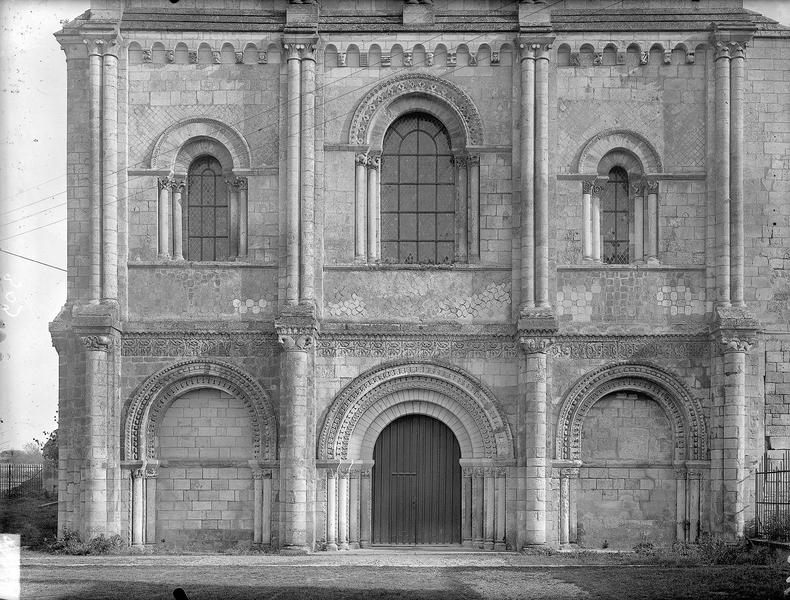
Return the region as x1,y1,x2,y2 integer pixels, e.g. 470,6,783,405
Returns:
380,112,455,264
185,156,228,261
601,167,630,264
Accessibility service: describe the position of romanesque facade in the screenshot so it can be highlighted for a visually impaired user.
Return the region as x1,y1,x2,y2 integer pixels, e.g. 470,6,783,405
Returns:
51,0,789,551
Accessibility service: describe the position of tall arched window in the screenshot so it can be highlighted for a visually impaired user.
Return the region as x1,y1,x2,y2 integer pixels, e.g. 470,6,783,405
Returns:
601,166,630,264
380,113,455,264
185,156,228,261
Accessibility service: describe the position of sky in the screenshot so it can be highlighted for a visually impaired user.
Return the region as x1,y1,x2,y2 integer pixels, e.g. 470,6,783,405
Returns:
0,0,789,451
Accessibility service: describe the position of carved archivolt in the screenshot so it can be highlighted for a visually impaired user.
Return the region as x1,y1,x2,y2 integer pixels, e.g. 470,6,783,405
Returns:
575,128,663,175
150,117,252,172
556,362,707,463
348,73,483,148
124,359,276,462
318,361,513,460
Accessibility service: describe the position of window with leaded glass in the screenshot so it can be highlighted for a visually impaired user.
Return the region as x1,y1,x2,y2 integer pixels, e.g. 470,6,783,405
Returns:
601,166,630,264
185,156,228,261
380,113,455,264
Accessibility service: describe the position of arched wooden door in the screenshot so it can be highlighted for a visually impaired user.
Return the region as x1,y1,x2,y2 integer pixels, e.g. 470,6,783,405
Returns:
372,415,461,544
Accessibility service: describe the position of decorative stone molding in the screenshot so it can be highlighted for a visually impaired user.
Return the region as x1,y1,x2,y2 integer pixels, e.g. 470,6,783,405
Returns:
124,359,277,462
150,117,252,171
556,362,707,463
278,332,314,352
575,128,663,174
348,73,483,146
121,333,278,357
318,360,514,461
549,336,708,360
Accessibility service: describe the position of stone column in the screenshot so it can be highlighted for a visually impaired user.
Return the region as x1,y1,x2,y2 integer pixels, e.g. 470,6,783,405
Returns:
519,42,536,308
494,468,506,551
349,469,360,549
131,468,144,546
359,467,372,548
453,155,469,263
326,470,338,550
714,42,731,306
674,466,688,542
285,42,301,306
227,177,240,259
276,323,315,552
729,42,745,307
472,467,484,547
300,43,316,306
646,179,659,264
101,38,120,304
253,469,264,544
468,154,480,262
170,180,185,260
591,183,602,262
534,42,552,308
238,177,248,259
354,154,368,262
338,469,350,550
686,464,703,543
144,463,157,544
581,180,593,263
483,468,495,550
523,343,549,545
558,465,580,545
632,180,644,263
85,39,102,303
462,467,473,546
157,178,171,258
261,470,272,545
367,154,380,261
79,334,113,540
720,335,752,538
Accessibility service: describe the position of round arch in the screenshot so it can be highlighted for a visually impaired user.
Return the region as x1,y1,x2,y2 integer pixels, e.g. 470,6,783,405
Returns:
575,129,663,175
124,359,277,462
348,73,483,150
318,361,513,461
150,117,252,172
556,362,707,463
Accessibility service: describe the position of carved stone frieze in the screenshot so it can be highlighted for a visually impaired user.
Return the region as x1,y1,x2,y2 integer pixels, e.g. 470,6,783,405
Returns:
348,73,483,146
315,335,519,359
80,335,114,352
549,336,708,360
121,333,278,357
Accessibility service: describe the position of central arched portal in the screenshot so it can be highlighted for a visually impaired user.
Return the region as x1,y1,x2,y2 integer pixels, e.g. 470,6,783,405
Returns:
373,415,461,545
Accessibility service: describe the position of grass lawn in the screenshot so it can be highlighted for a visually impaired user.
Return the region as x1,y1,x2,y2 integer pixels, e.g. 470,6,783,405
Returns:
19,554,787,599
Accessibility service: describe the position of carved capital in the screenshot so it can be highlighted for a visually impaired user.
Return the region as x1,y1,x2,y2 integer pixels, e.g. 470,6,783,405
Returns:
592,52,603,66
639,51,649,65
211,50,221,64
188,51,198,64
157,176,172,191
145,465,158,479
252,468,272,479
226,176,248,191
132,467,145,480
686,51,695,64
355,153,368,167
360,467,372,478
257,51,268,64
467,154,480,166
462,466,474,478
663,50,672,65
425,51,434,66
718,334,754,354
581,179,595,195
80,335,112,352
167,179,185,194
714,41,730,61
631,180,644,196
560,467,580,479
446,52,456,66
284,43,303,61
167,50,175,63
278,332,314,352
451,154,468,169
403,51,413,67
300,43,317,61
645,179,659,194
520,336,555,354
729,42,747,60
367,153,381,171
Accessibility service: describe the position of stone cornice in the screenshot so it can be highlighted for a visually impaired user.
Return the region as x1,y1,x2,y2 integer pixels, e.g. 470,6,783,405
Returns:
710,305,759,354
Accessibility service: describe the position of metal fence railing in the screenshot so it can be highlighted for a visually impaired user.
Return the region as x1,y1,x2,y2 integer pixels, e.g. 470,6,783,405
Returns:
756,450,790,539
0,463,43,498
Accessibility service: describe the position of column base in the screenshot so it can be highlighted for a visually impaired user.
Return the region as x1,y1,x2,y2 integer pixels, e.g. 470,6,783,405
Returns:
493,542,506,551
349,542,360,550
339,542,350,551
326,542,338,551
483,541,494,550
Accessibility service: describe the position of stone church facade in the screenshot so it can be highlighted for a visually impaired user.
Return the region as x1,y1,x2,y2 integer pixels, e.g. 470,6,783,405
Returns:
50,0,789,551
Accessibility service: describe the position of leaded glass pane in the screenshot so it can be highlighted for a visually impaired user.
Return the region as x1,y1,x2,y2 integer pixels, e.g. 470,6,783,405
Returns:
185,156,228,261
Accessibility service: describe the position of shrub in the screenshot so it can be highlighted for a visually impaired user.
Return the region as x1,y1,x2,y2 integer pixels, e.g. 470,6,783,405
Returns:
632,541,655,556
47,530,125,555
757,514,790,542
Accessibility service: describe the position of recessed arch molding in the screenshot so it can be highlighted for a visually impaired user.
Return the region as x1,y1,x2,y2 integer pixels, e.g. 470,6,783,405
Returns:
150,117,252,172
318,360,513,460
575,128,663,174
556,362,707,463
348,73,484,149
124,359,277,462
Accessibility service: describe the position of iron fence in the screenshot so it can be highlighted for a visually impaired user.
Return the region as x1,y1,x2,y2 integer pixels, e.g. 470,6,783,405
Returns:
0,463,43,498
755,450,790,539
